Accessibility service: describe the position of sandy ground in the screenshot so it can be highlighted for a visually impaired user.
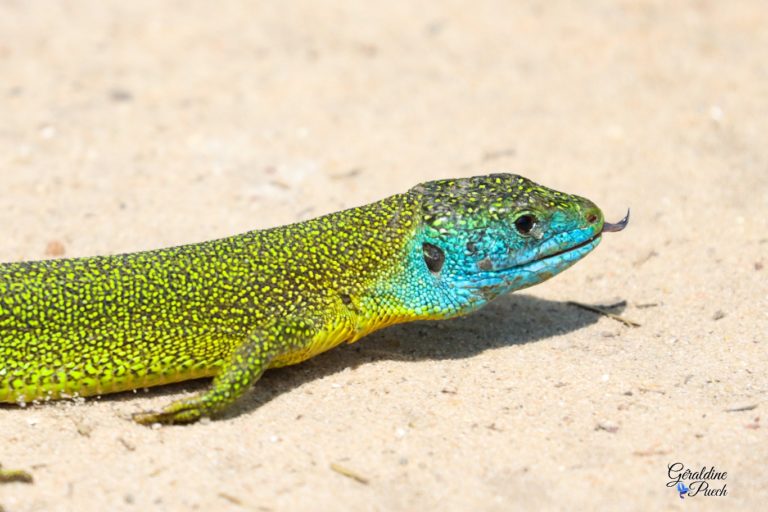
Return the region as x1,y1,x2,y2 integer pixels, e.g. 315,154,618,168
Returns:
0,1,766,510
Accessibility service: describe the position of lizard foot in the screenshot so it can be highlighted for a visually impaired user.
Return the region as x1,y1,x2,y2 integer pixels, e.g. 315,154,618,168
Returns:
132,326,290,425
132,397,208,425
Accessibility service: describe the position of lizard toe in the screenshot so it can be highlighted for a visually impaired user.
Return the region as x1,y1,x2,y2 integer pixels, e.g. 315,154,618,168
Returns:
132,399,207,425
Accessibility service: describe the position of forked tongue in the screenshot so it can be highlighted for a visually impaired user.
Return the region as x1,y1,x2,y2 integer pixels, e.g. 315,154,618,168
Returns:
602,209,630,233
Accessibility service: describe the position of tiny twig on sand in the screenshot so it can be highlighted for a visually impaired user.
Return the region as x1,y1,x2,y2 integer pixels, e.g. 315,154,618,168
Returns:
567,301,641,327
0,464,33,484
724,404,758,413
330,463,370,485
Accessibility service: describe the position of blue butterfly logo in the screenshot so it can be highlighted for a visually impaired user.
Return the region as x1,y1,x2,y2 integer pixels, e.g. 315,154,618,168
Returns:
677,482,689,499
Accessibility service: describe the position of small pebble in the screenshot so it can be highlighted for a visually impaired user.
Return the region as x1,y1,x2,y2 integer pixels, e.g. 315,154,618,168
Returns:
39,125,56,139
709,105,724,123
109,88,134,102
596,420,619,433
45,240,66,257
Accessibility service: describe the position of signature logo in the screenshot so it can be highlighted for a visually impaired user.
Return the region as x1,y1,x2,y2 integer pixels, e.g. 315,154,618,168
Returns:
667,463,727,499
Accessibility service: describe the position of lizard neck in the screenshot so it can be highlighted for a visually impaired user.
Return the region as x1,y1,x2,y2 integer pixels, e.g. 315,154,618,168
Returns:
361,234,471,324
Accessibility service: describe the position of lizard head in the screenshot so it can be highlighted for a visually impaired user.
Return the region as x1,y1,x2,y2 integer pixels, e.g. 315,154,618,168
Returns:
408,173,627,316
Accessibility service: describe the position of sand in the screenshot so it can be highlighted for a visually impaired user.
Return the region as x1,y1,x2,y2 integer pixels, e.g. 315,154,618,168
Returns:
0,1,766,510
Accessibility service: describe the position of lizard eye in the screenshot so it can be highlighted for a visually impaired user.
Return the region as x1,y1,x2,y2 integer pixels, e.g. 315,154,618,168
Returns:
514,214,536,235
422,243,445,273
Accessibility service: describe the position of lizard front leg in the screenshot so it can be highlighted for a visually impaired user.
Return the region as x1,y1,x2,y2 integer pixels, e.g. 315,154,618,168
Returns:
132,319,315,425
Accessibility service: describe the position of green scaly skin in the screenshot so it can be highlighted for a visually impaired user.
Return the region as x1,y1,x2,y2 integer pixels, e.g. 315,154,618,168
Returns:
0,173,618,424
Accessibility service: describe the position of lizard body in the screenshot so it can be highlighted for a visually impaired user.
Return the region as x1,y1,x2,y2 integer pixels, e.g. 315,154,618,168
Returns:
0,173,625,423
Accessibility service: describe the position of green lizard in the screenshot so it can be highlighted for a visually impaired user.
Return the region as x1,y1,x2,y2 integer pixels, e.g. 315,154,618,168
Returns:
0,173,627,424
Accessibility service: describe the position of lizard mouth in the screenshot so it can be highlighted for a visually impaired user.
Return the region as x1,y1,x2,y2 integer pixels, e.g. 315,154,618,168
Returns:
532,209,629,263
537,233,601,262
471,210,629,275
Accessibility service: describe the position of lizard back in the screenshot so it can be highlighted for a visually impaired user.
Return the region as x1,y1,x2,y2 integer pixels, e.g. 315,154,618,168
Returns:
0,191,421,402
